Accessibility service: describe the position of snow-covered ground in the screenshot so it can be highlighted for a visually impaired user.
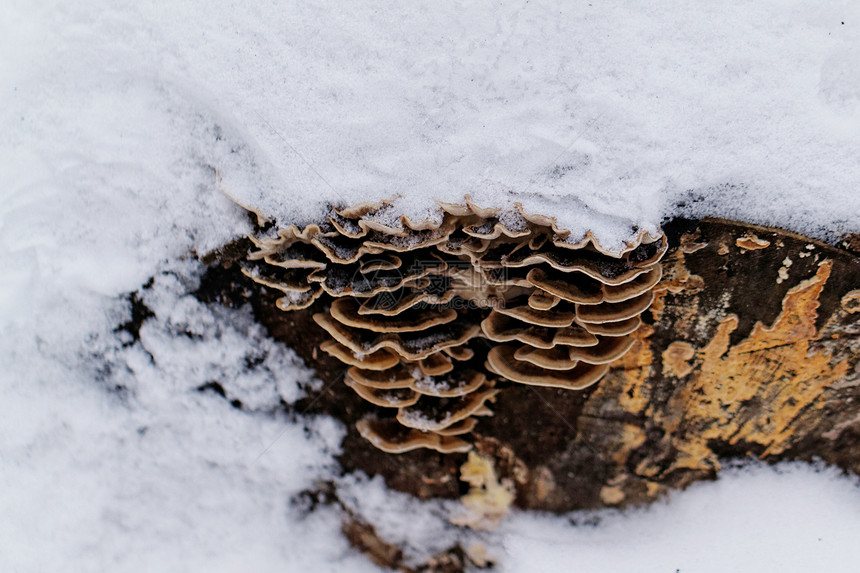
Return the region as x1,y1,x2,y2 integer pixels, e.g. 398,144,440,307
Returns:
2,1,859,571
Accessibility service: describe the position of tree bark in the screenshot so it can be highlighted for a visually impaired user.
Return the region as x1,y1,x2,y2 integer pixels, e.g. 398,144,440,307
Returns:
197,217,859,568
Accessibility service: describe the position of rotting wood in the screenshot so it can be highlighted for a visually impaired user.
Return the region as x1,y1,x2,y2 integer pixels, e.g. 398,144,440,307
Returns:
196,217,859,569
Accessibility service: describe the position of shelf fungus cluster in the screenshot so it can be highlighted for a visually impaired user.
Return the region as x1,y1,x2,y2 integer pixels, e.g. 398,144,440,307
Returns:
238,198,666,455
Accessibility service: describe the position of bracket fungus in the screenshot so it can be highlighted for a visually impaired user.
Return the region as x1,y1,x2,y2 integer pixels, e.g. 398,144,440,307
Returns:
234,197,666,454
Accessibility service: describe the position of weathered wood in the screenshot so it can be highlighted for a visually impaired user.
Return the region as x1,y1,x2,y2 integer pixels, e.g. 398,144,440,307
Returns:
197,217,859,567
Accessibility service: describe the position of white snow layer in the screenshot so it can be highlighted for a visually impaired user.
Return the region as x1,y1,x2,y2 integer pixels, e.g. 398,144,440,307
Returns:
5,0,860,248
2,1,860,571
500,464,860,573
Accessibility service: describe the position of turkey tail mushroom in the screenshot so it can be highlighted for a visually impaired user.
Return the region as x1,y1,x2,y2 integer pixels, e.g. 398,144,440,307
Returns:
230,196,666,453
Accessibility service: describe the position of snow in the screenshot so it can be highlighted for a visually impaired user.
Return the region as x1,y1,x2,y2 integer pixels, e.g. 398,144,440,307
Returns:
335,463,860,572
0,262,378,572
1,0,859,571
5,1,860,249
501,463,860,573
336,473,464,565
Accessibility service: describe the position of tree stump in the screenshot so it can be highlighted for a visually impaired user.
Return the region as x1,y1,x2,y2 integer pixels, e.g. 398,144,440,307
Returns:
197,216,859,569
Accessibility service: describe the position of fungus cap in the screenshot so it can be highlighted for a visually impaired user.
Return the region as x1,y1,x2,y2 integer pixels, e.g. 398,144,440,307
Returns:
330,297,457,333
346,365,416,389
486,344,610,390
313,313,481,360
320,340,401,371
409,371,487,398
396,384,499,432
433,417,479,436
513,345,580,371
580,315,642,337
232,196,666,455
525,267,604,304
567,336,637,364
527,289,560,311
495,302,576,328
414,352,455,376
481,311,599,349
575,290,656,323
344,375,421,407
